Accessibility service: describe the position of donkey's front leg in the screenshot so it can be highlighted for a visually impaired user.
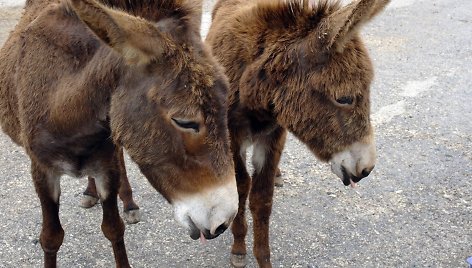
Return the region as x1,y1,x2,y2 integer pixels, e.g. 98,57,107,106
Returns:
95,150,130,268
116,148,140,224
274,134,286,187
250,128,286,268
31,161,64,268
230,138,252,268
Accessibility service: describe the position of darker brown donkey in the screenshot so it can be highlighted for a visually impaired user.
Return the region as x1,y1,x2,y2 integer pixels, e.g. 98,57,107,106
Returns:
0,0,238,267
78,1,207,224
207,0,390,267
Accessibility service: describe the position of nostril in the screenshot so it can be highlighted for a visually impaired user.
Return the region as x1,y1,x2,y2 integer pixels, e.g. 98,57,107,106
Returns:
361,168,372,178
214,223,228,236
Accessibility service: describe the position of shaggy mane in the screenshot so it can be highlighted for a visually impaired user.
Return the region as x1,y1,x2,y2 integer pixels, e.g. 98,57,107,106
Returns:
253,0,342,29
98,0,195,23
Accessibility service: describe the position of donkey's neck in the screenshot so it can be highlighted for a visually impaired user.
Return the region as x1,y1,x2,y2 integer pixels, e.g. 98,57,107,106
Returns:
48,45,125,134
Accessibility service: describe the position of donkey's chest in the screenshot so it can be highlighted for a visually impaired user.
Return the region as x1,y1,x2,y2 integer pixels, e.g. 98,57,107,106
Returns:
248,114,277,135
237,107,278,137
30,121,113,177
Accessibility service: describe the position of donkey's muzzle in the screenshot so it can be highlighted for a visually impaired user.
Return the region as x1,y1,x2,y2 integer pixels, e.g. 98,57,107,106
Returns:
173,175,238,241
203,223,229,240
341,166,374,186
188,219,229,240
213,223,229,236
361,168,373,178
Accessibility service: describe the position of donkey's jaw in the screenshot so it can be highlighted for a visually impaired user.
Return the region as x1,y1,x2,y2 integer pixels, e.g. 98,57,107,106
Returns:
330,136,376,186
172,177,238,239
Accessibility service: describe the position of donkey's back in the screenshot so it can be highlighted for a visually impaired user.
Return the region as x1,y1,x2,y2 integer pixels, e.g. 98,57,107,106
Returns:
0,0,102,146
0,35,21,144
0,0,46,144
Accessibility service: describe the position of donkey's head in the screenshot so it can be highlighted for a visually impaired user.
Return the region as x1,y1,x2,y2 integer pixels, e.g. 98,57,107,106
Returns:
240,0,389,186
69,0,237,240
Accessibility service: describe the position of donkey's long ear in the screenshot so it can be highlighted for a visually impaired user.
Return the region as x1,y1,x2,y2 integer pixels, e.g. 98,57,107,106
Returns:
68,0,168,65
321,0,390,51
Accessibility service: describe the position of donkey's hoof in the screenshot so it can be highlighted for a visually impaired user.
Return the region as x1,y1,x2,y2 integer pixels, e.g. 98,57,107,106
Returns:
123,209,141,224
274,175,284,187
231,253,247,268
79,195,99,208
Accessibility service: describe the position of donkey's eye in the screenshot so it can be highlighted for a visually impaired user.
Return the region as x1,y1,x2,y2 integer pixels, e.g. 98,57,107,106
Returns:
335,96,354,105
171,118,200,133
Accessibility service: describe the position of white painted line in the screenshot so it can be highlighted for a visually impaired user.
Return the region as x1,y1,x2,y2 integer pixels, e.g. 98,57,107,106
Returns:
0,0,25,7
400,77,437,97
372,100,406,125
388,0,419,9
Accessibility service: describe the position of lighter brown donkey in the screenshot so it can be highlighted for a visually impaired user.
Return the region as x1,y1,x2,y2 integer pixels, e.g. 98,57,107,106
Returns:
0,0,237,267
207,0,390,267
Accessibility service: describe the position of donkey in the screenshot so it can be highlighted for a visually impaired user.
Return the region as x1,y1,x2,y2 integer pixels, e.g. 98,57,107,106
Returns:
0,0,238,266
79,0,207,224
206,0,389,266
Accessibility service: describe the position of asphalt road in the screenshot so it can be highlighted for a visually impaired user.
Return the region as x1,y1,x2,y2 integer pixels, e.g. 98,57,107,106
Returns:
0,0,471,267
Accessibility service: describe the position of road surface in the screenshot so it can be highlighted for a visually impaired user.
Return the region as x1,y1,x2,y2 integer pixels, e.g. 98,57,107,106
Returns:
0,0,471,267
